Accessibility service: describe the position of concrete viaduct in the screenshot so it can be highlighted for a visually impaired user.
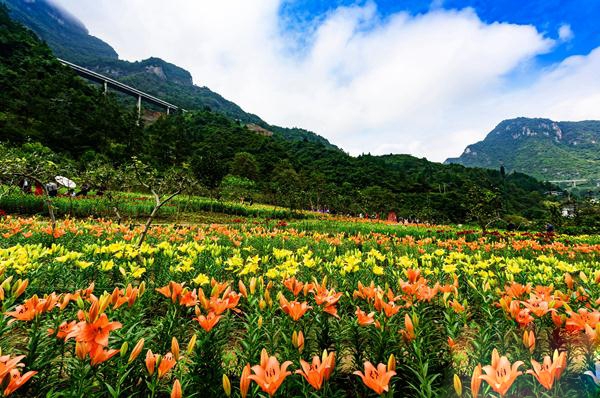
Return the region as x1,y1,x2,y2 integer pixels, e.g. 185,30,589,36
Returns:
58,58,183,119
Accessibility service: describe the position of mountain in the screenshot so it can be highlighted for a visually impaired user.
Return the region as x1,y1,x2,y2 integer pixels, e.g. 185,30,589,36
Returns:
1,0,117,62
445,117,600,183
2,0,335,148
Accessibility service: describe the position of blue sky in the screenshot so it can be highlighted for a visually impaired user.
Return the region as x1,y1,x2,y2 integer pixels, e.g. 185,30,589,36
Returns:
54,0,600,161
280,0,600,64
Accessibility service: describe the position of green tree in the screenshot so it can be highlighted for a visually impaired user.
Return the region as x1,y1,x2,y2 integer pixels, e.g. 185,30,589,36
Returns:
229,152,259,181
220,175,256,203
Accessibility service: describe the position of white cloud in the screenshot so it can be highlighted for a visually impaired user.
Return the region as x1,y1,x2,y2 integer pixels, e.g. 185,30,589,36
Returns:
558,24,574,42
50,1,600,162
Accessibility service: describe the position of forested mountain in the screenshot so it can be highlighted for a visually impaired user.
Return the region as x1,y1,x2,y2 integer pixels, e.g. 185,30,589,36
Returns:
0,5,557,223
446,118,600,182
2,0,336,148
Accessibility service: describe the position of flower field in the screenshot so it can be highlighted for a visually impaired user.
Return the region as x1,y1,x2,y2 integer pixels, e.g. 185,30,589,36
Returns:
0,216,599,397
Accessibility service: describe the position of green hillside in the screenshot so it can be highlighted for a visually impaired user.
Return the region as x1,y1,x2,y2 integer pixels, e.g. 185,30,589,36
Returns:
2,0,336,148
446,118,600,184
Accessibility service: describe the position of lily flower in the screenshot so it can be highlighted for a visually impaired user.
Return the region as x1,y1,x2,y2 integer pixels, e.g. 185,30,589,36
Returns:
355,307,381,328
195,311,221,332
247,349,292,397
526,352,566,390
3,368,37,396
279,295,311,321
479,349,523,397
353,361,396,395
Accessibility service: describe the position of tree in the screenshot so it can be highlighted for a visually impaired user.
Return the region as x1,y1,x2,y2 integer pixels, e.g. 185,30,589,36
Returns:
220,175,256,203
190,148,228,196
465,185,502,231
128,158,195,247
271,162,301,210
229,152,259,181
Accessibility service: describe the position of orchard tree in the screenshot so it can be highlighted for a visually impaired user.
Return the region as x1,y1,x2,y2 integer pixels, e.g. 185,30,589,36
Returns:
466,185,502,231
128,157,195,247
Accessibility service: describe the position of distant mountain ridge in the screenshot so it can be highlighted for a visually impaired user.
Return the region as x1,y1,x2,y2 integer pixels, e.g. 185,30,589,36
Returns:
446,117,600,182
3,0,336,148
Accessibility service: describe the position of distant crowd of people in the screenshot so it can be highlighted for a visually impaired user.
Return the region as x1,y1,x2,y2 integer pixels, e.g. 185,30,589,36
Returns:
19,178,100,197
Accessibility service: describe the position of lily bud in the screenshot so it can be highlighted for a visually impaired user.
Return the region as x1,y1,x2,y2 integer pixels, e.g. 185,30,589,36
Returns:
139,281,146,296
14,279,28,298
453,374,462,396
291,331,298,347
297,331,304,353
145,350,157,375
171,379,182,398
257,316,263,328
240,364,251,398
120,341,129,358
76,296,85,310
98,293,111,315
387,354,396,372
222,374,231,397
1,276,13,292
249,277,257,295
259,299,266,311
171,337,180,361
76,341,88,360
187,334,197,356
238,280,248,298
88,299,99,322
128,338,145,363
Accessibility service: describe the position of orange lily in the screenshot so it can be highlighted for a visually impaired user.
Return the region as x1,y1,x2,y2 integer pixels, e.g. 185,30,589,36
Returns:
353,361,396,395
247,348,292,397
479,349,523,397
89,346,120,366
296,356,327,390
3,368,37,396
279,295,311,321
526,351,566,390
283,277,305,296
195,311,221,332
158,353,177,379
356,307,380,328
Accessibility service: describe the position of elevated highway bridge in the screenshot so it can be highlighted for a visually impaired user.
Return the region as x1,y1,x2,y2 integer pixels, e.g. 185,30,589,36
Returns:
58,58,183,118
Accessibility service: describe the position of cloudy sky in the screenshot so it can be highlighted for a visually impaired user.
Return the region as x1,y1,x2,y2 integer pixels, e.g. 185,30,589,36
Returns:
51,0,600,162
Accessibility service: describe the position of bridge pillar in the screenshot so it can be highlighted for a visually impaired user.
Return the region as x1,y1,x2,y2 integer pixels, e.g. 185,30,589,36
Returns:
137,95,142,123
103,81,108,95
167,107,170,115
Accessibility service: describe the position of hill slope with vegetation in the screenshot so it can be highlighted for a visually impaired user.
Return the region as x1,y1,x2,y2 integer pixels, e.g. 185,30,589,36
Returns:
446,117,600,182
